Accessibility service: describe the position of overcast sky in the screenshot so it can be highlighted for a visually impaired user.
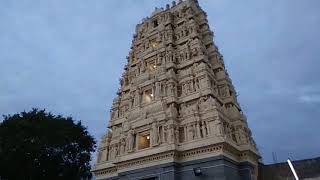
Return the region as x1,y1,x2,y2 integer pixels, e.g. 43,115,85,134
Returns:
0,0,319,164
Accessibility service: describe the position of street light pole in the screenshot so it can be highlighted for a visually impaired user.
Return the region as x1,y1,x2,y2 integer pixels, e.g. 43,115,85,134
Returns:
287,159,299,180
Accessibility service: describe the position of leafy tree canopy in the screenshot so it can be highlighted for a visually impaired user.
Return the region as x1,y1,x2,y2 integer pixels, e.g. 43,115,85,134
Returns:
0,108,96,180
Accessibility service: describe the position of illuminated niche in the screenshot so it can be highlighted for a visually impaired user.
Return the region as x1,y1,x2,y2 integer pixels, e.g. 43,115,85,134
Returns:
138,133,150,150
151,39,157,49
143,89,153,103
148,62,157,71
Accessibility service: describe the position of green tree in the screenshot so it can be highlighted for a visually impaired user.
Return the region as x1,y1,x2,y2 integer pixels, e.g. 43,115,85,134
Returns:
0,109,96,180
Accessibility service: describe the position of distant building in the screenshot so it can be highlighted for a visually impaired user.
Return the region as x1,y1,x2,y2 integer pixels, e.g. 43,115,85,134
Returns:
259,157,320,180
92,0,260,179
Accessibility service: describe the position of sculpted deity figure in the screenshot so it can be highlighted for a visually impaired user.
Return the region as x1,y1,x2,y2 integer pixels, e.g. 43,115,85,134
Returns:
114,144,119,157
199,96,208,112
157,53,163,65
187,7,193,16
188,124,196,140
163,126,168,143
192,48,198,57
219,86,228,97
129,93,134,109
207,96,217,107
166,103,178,118
186,47,191,60
180,103,186,116
161,52,166,64
196,121,201,139
185,81,191,95
216,121,225,136
134,90,141,107
194,79,200,91
145,40,150,50
120,137,126,155
190,80,195,92
155,82,161,99
106,130,113,141
201,120,208,137
237,128,246,144
167,82,174,96
169,126,175,143
225,125,232,139
167,27,173,42
175,128,179,143
151,120,160,145
140,60,146,72
105,146,110,161
122,121,129,132
109,145,114,160
168,50,173,62
192,62,199,73
127,129,135,152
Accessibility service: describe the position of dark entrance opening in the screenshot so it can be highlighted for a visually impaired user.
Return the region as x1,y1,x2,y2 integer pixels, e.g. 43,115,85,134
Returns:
141,177,157,180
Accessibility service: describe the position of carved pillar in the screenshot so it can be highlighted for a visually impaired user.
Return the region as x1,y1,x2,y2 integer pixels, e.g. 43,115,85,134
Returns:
170,126,174,143
190,80,195,93
175,127,179,143
160,125,164,143
187,124,195,140
151,121,160,146
196,121,201,139
167,82,173,96
167,125,174,144
155,82,161,100
208,120,216,137
106,146,110,161
157,53,162,65
184,126,188,142
194,78,200,91
163,126,168,143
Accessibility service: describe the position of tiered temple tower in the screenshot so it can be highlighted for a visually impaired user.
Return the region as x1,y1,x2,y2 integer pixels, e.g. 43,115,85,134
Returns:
93,0,260,179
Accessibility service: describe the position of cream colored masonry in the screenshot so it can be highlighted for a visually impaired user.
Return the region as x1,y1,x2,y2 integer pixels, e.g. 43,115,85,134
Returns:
93,0,261,179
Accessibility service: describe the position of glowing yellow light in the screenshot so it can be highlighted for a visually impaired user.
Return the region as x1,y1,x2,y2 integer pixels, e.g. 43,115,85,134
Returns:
150,94,154,97
151,41,157,48
153,65,157,69
146,136,150,140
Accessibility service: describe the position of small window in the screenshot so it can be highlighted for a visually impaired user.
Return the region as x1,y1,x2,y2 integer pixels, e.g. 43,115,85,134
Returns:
153,20,158,28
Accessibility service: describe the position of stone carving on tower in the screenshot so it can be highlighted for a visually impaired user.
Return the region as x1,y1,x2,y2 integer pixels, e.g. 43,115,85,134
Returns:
93,1,261,179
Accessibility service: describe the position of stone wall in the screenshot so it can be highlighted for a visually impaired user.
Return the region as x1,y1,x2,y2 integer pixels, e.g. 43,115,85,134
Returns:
101,156,255,180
